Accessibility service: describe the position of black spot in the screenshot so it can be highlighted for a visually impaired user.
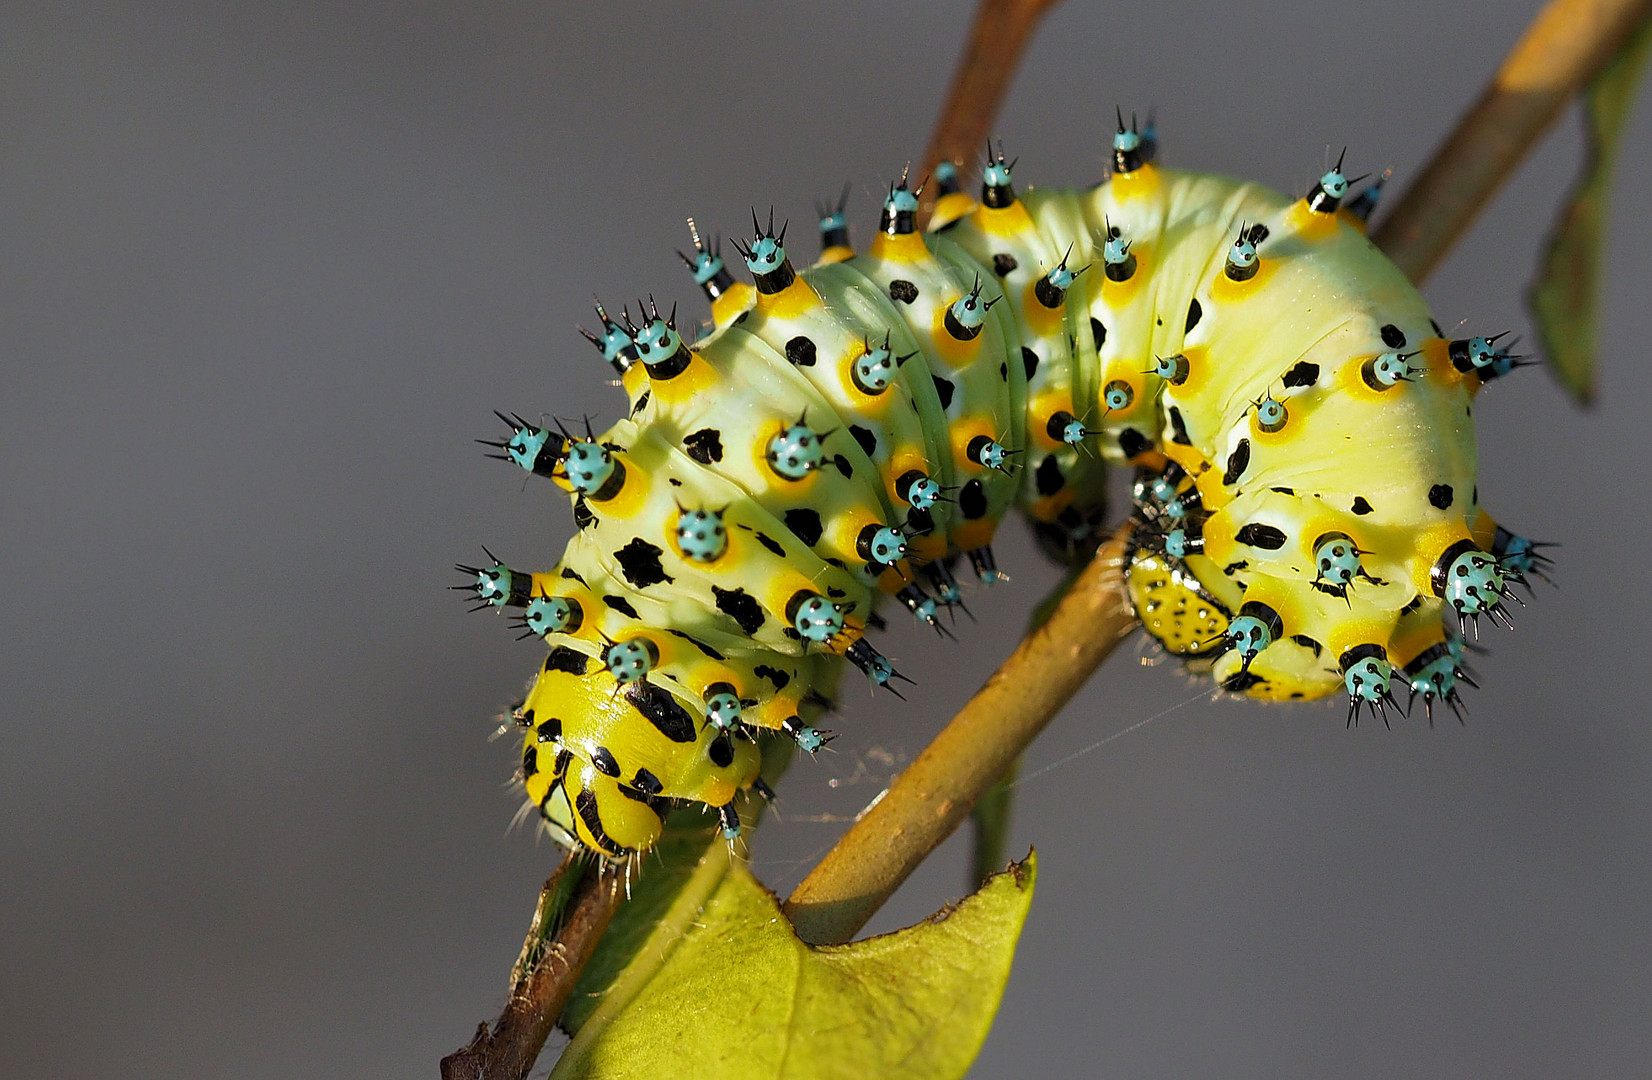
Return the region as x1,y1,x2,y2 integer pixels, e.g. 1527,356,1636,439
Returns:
992,253,1018,276
1223,670,1265,693
753,663,791,690
1270,486,1295,495
574,789,625,857
1167,405,1191,445
1222,560,1250,574
1380,323,1406,348
667,477,681,486
683,428,724,464
1291,634,1325,657
1399,595,1424,616
932,375,955,410
783,508,824,547
1090,317,1107,350
625,679,696,742
825,586,846,598
1430,318,1445,337
1472,484,1478,504
1235,522,1288,550
848,424,877,457
753,532,786,558
708,734,735,768
666,629,724,659
613,538,672,588
522,745,538,778
591,746,620,777
999,361,1008,381
1428,483,1454,510
572,499,596,530
1222,439,1251,485
1035,454,1065,496
712,586,765,635
1282,361,1319,388
889,279,919,304
785,335,817,367
1185,298,1202,333
631,768,662,796
1022,347,1039,380
1350,496,1374,515
959,479,989,519
544,646,589,676
905,507,934,535
535,716,561,743
1118,428,1150,458
560,567,587,585
601,594,639,619
631,390,650,416
832,454,854,478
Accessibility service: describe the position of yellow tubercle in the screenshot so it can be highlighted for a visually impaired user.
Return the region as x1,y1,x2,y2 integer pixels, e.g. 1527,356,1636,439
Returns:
591,457,649,520
1109,163,1162,201
1020,280,1064,337
816,245,855,265
930,301,985,367
869,230,931,264
1283,200,1342,243
1098,245,1150,306
1209,255,1278,306
973,200,1037,238
929,192,978,230
641,352,718,405
754,275,823,320
1408,522,1476,595
710,284,754,327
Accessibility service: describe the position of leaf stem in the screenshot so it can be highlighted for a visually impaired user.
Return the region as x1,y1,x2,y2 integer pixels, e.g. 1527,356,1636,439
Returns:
1373,0,1652,280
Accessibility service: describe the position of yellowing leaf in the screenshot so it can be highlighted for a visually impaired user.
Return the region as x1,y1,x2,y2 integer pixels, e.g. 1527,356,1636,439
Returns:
550,853,1037,1080
1528,13,1652,404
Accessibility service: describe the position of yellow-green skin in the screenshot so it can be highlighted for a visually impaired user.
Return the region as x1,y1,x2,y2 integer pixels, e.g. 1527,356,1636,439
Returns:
512,162,1494,857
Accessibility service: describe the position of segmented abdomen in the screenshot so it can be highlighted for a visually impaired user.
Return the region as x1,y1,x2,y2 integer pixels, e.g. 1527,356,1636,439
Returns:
466,137,1529,858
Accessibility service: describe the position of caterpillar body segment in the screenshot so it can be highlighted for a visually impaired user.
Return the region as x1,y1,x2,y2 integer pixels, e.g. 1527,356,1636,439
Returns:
472,140,1538,858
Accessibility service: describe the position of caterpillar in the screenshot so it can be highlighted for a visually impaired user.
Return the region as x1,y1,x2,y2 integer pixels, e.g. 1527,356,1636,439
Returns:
459,117,1547,860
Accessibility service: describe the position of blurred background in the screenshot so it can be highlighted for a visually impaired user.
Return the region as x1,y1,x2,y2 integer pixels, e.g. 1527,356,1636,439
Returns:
4,1,1651,1076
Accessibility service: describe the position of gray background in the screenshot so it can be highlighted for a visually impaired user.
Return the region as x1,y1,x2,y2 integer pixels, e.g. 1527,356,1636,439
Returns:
4,1,1651,1077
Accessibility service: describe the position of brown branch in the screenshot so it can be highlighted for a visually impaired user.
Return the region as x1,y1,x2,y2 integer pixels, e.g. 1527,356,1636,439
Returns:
917,0,1066,225
440,854,623,1080
445,0,1652,1066
783,529,1135,945
1373,0,1652,279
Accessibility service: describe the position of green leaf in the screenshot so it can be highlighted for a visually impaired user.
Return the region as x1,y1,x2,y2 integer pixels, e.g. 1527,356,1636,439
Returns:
1528,12,1652,405
560,735,795,1035
550,852,1038,1080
